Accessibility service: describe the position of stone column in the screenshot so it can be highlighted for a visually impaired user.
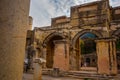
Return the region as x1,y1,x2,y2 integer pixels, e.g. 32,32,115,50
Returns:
70,50,77,70
35,49,39,58
96,38,117,75
0,0,30,80
33,58,46,80
29,16,33,30
42,47,47,68
53,40,69,71
32,49,39,70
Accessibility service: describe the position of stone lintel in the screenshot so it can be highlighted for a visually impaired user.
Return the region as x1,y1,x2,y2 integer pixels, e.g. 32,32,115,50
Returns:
95,38,116,42
54,39,68,44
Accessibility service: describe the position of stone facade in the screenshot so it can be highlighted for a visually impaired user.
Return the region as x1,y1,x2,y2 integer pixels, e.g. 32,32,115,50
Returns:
26,0,120,75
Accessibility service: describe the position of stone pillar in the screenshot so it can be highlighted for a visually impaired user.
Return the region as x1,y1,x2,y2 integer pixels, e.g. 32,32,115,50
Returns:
33,58,46,80
29,16,33,30
35,49,39,58
70,50,77,70
0,0,30,80
53,40,69,71
42,47,47,60
96,38,117,75
42,47,47,68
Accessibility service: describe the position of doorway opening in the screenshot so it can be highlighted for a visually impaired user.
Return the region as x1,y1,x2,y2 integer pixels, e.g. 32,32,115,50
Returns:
75,32,97,69
46,35,63,68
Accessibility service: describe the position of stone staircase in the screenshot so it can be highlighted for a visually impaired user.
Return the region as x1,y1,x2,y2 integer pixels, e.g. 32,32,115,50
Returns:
63,71,118,79
42,68,53,75
42,68,118,79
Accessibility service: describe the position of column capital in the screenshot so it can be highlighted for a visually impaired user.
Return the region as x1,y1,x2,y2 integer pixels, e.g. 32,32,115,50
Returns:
34,58,46,65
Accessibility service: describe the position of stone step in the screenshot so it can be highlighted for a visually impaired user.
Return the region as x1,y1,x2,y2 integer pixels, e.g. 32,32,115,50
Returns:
63,71,116,79
65,74,113,80
42,68,53,75
42,69,118,79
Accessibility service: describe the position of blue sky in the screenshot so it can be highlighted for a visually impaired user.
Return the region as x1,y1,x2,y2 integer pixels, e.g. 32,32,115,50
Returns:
29,0,120,28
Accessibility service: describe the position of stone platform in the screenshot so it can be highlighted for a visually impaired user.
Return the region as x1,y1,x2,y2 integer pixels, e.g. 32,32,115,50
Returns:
23,73,80,80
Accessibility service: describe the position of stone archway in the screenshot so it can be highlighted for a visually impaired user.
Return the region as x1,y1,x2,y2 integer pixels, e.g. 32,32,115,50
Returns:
43,32,65,45
70,29,103,70
43,32,65,68
72,29,103,46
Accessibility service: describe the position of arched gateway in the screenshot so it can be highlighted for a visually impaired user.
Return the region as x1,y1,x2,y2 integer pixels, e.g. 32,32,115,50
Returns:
70,29,103,70
26,0,119,75
41,29,104,71
72,29,103,46
42,32,65,68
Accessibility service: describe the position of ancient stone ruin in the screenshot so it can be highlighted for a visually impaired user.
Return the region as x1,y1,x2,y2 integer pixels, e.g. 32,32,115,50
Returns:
0,0,120,80
26,0,120,78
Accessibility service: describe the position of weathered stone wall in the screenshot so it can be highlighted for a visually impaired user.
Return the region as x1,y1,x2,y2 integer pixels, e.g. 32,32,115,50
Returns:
0,0,30,80
112,6,120,20
51,16,70,27
70,0,110,29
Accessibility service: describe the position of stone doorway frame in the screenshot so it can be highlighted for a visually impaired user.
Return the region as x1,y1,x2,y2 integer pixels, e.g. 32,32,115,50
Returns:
42,32,65,68
70,29,103,70
111,29,120,73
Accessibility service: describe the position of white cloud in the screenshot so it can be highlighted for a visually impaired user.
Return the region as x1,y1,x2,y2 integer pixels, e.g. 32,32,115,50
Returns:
29,0,120,28
110,0,120,7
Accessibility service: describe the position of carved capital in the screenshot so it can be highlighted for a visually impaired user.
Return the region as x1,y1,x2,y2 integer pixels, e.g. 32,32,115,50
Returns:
34,58,46,65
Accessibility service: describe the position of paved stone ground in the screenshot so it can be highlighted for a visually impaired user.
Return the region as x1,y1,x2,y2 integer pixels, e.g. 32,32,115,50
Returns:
23,73,33,80
23,73,82,80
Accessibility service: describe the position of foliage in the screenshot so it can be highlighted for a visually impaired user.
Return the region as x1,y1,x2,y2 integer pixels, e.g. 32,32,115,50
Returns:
80,39,96,54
